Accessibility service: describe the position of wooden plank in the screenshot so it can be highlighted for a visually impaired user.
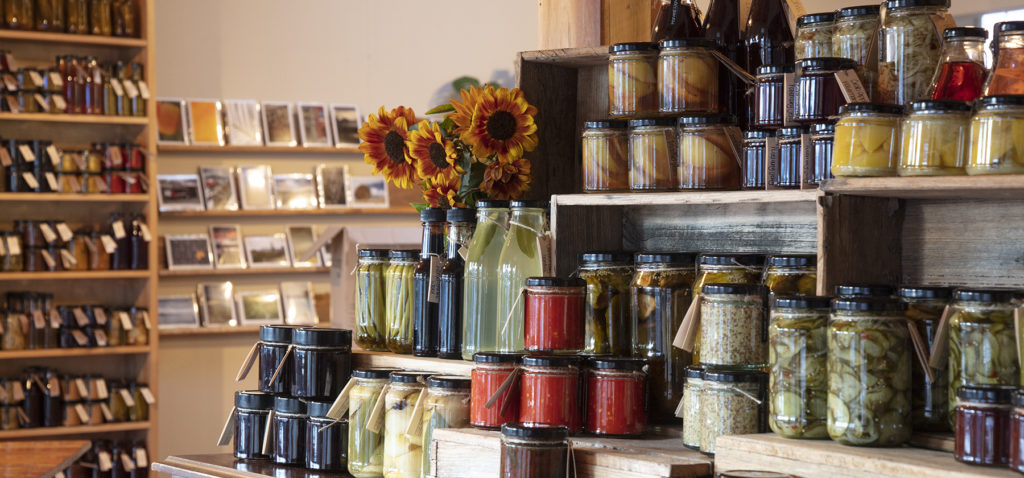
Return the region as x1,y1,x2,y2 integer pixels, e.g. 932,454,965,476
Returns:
601,0,654,45
516,56,580,200
0,345,149,360
0,421,149,439
823,175,1024,199
0,440,90,478
159,267,330,278
555,189,819,206
352,350,474,376
910,432,955,453
551,203,623,277
520,46,608,67
816,195,903,296
0,193,149,203
0,29,146,47
159,207,415,218
0,270,150,280
159,144,359,154
0,112,149,125
159,326,261,337
538,0,602,49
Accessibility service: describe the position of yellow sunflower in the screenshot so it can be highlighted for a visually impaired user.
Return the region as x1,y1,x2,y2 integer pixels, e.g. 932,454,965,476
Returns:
407,120,462,182
423,172,464,208
461,87,538,162
480,156,531,200
357,106,419,189
449,85,486,135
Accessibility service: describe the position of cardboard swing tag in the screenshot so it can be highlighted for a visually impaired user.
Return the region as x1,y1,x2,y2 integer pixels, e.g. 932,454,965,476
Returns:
0,317,5,334
3,52,15,72
427,255,442,303
2,72,16,91
0,238,5,256
1015,308,1022,371
71,329,89,346
110,78,124,97
235,342,262,382
217,407,238,446
138,223,152,242
39,223,58,244
267,345,295,387
94,329,109,347
6,94,20,113
19,144,35,163
16,407,29,426
23,172,39,190
46,145,61,167
120,453,135,471
673,296,704,352
6,236,19,256
458,245,469,261
906,319,934,383
119,388,135,408
96,379,109,400
326,377,357,420
100,235,118,253
75,403,89,423
68,175,82,192
71,152,86,171
94,308,108,326
28,70,44,88
32,310,45,329
138,81,150,100
261,410,275,455
52,95,66,112
485,367,521,409
60,248,78,268
0,386,6,403
56,222,74,242
835,69,870,103
72,307,90,327
98,451,113,472
49,71,63,89
119,311,134,330
365,384,390,433
12,382,25,402
100,402,114,422
35,93,49,112
139,386,156,405
96,175,108,192
800,133,814,188
40,249,56,269
16,315,27,336
537,231,553,276
123,80,139,99
135,449,148,468
75,378,88,398
140,310,152,330
783,72,797,127
111,220,126,240
404,391,427,437
0,148,11,167
710,49,756,84
928,304,954,372
50,310,61,329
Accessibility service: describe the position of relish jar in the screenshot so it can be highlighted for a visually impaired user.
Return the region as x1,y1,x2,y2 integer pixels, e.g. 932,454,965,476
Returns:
628,117,677,191
677,114,741,190
291,327,352,400
348,368,398,478
471,353,521,429
609,42,658,118
966,95,1024,175
1010,390,1024,472
742,130,773,189
383,371,430,478
585,357,648,435
768,296,830,439
271,396,307,466
523,277,586,354
772,127,804,188
831,103,903,177
763,255,817,298
795,13,835,60
699,283,767,368
877,0,952,105
681,366,704,448
578,252,633,356
794,58,857,124
955,385,1013,466
658,39,718,114
754,65,793,129
898,100,970,176
499,423,568,478
355,248,389,351
306,400,348,471
695,254,764,293
385,249,418,354
520,355,581,432
234,390,273,460
899,286,951,432
258,325,298,394
832,5,880,100
809,122,835,185
700,369,767,454
581,120,629,192
420,375,472,476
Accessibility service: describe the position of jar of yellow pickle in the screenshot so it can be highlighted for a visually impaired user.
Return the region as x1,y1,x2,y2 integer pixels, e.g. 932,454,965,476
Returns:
609,42,658,118
966,95,1024,175
582,120,629,192
831,103,903,177
763,255,817,298
628,118,677,191
657,39,718,114
677,114,741,190
898,100,970,176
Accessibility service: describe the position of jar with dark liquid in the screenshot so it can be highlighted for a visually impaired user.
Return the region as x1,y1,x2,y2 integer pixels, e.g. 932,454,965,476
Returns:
271,396,307,466
291,327,351,400
499,423,569,478
305,399,348,471
651,0,704,42
258,325,299,394
234,390,272,460
794,57,857,124
772,127,804,188
129,216,147,270
703,0,746,126
1010,390,1024,472
413,207,445,357
438,207,475,359
742,0,794,125
809,122,835,185
742,129,773,189
955,385,1013,466
754,65,792,129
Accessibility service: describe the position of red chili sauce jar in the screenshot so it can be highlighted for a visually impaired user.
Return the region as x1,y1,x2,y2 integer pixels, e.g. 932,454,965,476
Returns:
955,385,1014,466
520,355,581,432
585,357,648,435
1010,390,1024,472
523,277,586,354
471,352,522,429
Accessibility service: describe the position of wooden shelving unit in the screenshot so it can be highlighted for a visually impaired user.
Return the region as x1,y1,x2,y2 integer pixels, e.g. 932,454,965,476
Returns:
0,422,151,440
822,175,1024,199
351,350,475,376
0,112,149,126
0,270,150,281
0,193,150,204
159,207,414,218
0,29,147,48
0,346,149,359
159,326,261,337
158,144,360,154
159,267,330,278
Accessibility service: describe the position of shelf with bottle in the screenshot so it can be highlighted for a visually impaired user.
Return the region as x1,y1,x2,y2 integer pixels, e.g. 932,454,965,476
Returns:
2,140,149,196
158,144,361,155
0,215,150,275
0,346,149,359
0,421,149,439
0,0,143,41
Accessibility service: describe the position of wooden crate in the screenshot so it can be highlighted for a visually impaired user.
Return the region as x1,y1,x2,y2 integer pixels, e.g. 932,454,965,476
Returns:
538,0,655,50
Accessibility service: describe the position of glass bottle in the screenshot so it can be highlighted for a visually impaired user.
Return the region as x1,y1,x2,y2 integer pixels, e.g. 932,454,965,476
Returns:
89,0,111,35
128,62,145,117
742,0,794,128
70,57,86,115
930,27,988,101
112,61,127,116
462,201,509,360
129,216,147,270
651,0,704,42
495,201,548,353
413,207,446,357
438,207,476,359
877,0,952,105
985,22,1024,95
703,0,746,126
66,0,87,33
87,57,102,115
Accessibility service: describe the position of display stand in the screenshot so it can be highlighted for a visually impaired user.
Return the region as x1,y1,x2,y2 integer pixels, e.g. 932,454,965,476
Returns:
152,454,350,478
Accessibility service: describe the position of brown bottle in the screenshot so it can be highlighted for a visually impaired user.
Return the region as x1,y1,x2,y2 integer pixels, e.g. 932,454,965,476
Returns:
651,0,704,42
742,0,794,73
704,0,746,126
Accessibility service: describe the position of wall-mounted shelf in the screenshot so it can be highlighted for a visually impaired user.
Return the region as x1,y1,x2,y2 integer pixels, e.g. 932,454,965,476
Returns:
352,350,474,375
0,193,150,204
0,345,150,360
159,267,330,278
159,326,261,337
160,207,415,218
822,175,1024,199
553,189,819,207
0,30,146,48
0,270,150,281
158,145,360,154
0,421,150,440
0,113,149,126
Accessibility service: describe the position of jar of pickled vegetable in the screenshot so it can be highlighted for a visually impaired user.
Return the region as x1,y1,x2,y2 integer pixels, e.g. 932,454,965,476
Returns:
582,120,629,192
2,311,26,350
795,13,835,60
700,283,767,368
1010,390,1024,472
258,325,299,394
291,327,351,400
831,103,903,177
898,286,951,432
828,298,911,446
496,200,548,354
305,400,348,471
772,127,804,188
609,42,658,118
520,355,581,432
578,252,633,356
233,390,273,460
681,365,704,448
271,396,307,466
700,369,767,454
695,254,763,294
463,200,510,360
768,295,830,439
471,353,521,429
348,368,398,478
966,95,1024,175
763,255,817,298
356,249,389,351
658,39,718,114
954,385,1013,466
754,65,793,129
523,277,585,354
585,357,648,436
878,0,952,105
383,371,430,478
795,58,857,124
631,252,695,422
499,423,568,478
742,130,773,190
628,118,677,191
986,22,1024,96
898,100,970,176
678,114,741,190
832,5,880,100
386,250,418,354
421,375,471,476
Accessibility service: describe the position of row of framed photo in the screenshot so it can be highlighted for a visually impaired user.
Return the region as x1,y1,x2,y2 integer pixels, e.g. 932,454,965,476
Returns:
156,98,361,148
156,164,388,212
164,225,330,270
158,281,318,329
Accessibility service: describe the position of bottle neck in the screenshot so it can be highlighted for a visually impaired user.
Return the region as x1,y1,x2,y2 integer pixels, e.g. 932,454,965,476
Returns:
421,221,445,257
447,221,475,259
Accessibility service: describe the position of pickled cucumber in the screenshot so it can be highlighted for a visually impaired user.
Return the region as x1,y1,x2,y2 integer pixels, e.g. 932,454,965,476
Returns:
769,311,828,438
947,307,1019,426
579,265,633,356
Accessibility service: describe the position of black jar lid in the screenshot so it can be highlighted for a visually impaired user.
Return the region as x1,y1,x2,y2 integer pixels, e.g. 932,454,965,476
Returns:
885,0,949,9
472,352,523,364
610,42,658,53
704,369,766,383
678,113,736,126
717,471,794,478
420,207,446,222
976,95,1024,109
944,27,988,39
588,357,647,371
629,117,678,128
908,100,972,113
756,65,794,75
426,375,472,389
795,57,858,72
521,355,580,368
351,367,400,379
524,276,586,288
702,283,765,295
260,325,301,344
635,252,696,265
685,365,705,380
957,385,1016,404
510,200,548,209
476,199,509,209
388,249,419,259
235,390,274,410
501,423,569,440
390,371,433,383
659,38,718,49
773,295,833,309
744,130,775,140
797,12,836,26
580,251,633,263
584,119,628,129
306,400,336,419
811,122,836,134
447,207,477,223
836,5,880,18
897,286,952,299
699,254,764,267
953,288,1017,303
839,102,904,115
273,395,307,415
998,21,1024,33
1014,390,1024,407
832,297,903,312
777,127,806,139
292,327,352,347
835,284,894,297
768,255,815,267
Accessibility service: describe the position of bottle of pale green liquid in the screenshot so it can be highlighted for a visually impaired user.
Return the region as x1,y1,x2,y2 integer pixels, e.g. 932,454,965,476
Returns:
461,200,510,360
495,201,548,353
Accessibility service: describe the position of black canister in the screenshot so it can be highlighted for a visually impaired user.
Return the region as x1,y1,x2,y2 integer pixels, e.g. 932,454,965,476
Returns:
258,325,301,394
271,395,307,466
234,390,273,460
305,399,348,471
291,327,352,400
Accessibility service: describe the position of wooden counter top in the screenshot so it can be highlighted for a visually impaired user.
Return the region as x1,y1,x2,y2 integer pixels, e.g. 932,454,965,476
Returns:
153,454,352,477
0,440,90,478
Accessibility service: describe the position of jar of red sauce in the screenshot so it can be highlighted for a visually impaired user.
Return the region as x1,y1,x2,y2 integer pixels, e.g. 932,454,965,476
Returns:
523,277,586,354
585,357,648,435
955,385,1014,466
1010,390,1024,472
520,355,581,432
471,352,522,429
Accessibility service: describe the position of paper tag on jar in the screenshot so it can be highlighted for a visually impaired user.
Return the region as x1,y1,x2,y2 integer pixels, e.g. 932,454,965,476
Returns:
35,93,49,112
56,222,74,242
100,402,114,421
326,378,357,420
140,387,155,405
49,71,63,89
427,255,442,303
928,304,954,372
60,249,77,268
724,126,744,168
119,311,134,330
138,81,151,100
18,144,35,163
536,232,553,276
140,310,151,330
75,403,89,423
123,81,139,99
121,453,135,471
71,329,89,346
800,133,814,187
110,78,125,97
404,391,427,436
44,172,58,191
235,342,261,382
12,382,24,402
101,235,118,253
2,73,15,92
52,95,66,112
96,379,109,400
50,310,61,329
458,245,469,261
783,72,797,127
673,296,703,352
0,387,7,402
68,175,82,192
23,172,39,190
906,319,933,383
98,452,113,472
112,220,126,239
40,223,58,243
72,307,89,327
0,148,11,167
40,249,56,269
1014,308,1022,371
834,69,870,103
135,449,148,468
365,384,390,433
46,145,61,167
0,238,6,256
119,388,135,408
261,410,275,455
139,223,152,242
75,378,88,398
94,329,109,347
267,345,294,387
28,70,44,88
6,94,20,113
6,236,20,255
709,50,756,85
4,53,16,72
17,315,27,336
32,310,45,329
94,308,108,326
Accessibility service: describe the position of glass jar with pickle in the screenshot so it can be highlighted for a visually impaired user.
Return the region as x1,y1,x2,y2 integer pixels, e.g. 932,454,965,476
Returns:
832,5,880,101
966,95,1024,175
699,283,767,368
608,42,658,118
578,252,633,356
898,100,970,176
763,255,817,298
986,22,1024,96
898,286,951,432
495,200,548,353
420,376,471,476
795,13,836,60
700,369,767,454
877,0,952,105
582,120,629,192
348,368,398,478
694,254,764,294
355,248,389,351
383,371,430,478
462,200,510,360
628,118,677,191
385,250,418,354
831,103,903,177
657,39,718,114
677,114,741,190
768,296,830,439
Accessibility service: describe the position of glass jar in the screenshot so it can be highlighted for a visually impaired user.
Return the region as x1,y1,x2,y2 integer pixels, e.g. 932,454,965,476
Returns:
523,277,585,354
677,114,741,190
628,118,677,191
291,327,351,400
420,376,471,476
608,42,658,118
584,357,647,436
877,0,952,105
700,369,767,454
658,39,718,114
258,325,297,394
754,65,793,129
129,307,149,346
1011,390,1024,473
471,353,521,429
742,130,773,190
495,201,548,353
742,0,795,86
355,248,389,352
827,298,911,446
651,0,704,41
385,249,418,354
899,286,951,432
462,200,510,360
413,207,446,358
383,371,430,478
89,0,111,35
987,22,1024,95
439,207,477,359
954,385,1013,465
520,355,581,432
233,390,273,460
681,366,704,448
772,127,804,189
131,381,149,422
581,120,629,192
768,296,830,439
809,122,835,185
795,13,835,60
306,400,348,471
631,252,695,422
795,58,857,124
271,396,307,466
348,368,397,478
831,103,903,177
832,5,880,101
499,423,568,478
930,28,988,101
898,100,971,176
966,95,1024,175
578,252,633,356
699,283,767,368
763,255,817,298
3,311,27,350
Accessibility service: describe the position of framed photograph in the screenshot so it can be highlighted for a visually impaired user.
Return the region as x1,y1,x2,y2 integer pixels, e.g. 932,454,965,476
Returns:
223,99,263,146
298,103,332,147
209,224,246,269
330,104,361,148
237,165,274,210
199,166,239,211
244,233,291,268
316,164,348,208
280,281,317,325
157,174,204,212
157,295,199,329
236,290,284,326
165,234,213,270
197,282,238,327
156,98,188,145
347,176,389,208
273,173,317,210
261,101,297,147
186,98,225,146
286,225,322,267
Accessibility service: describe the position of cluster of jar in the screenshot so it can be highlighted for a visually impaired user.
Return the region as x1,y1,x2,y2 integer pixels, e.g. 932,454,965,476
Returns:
1,292,150,351
67,439,150,477
0,368,152,430
1,54,148,116
1,215,148,273
3,0,138,36
3,140,148,194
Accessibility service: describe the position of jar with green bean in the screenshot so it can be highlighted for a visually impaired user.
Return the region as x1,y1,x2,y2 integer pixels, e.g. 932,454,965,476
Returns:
578,252,633,356
421,376,471,477
699,283,767,368
763,255,817,298
348,368,398,478
386,250,418,354
383,371,430,478
769,296,830,439
898,286,951,432
356,249,389,351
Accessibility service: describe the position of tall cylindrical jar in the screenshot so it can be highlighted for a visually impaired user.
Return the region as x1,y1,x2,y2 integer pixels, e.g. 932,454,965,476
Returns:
898,100,971,176
306,400,348,472
499,423,568,478
832,5,880,101
581,120,629,192
628,117,678,191
768,296,830,439
291,327,351,400
578,252,633,356
421,376,472,477
438,207,477,359
258,325,299,394
383,371,430,478
462,201,510,360
763,255,817,298
355,249,389,351
413,207,447,357
699,283,767,368
385,249,418,354
657,39,718,114
966,95,1024,175
898,286,951,432
608,42,658,118
495,201,548,353
877,0,952,104
700,369,767,454
348,368,398,478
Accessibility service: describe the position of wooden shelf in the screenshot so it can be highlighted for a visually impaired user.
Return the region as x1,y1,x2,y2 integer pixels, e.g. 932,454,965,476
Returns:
0,270,150,281
0,113,149,126
0,193,149,203
160,267,330,278
158,144,360,154
822,175,1024,199
159,325,261,337
553,189,820,207
0,421,150,440
352,350,474,375
0,29,146,48
0,345,149,359
160,207,415,218
520,46,606,67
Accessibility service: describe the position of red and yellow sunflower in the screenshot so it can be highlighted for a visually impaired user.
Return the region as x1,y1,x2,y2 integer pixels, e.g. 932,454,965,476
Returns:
448,85,486,135
407,120,462,183
480,156,531,200
461,87,538,163
357,106,419,189
423,172,464,208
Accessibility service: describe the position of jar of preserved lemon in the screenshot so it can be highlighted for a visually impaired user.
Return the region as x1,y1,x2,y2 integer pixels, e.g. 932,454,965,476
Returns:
582,120,629,192
628,118,677,191
657,39,718,114
966,95,1024,175
831,103,903,177
899,100,970,176
677,114,741,190
609,42,658,118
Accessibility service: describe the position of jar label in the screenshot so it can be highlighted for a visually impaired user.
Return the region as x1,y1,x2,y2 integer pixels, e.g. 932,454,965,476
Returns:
1015,308,1022,371
123,80,139,99
428,255,442,303
135,449,148,468
72,153,86,170
404,390,427,436
35,93,49,112
537,232,553,276
458,245,469,261
56,222,74,242
365,383,390,433
72,307,89,327
22,172,39,190
32,310,45,329
94,308,108,326
216,406,237,446
484,367,521,410
71,329,89,346
139,386,156,405
96,176,109,193
834,70,870,103
0,238,6,255
49,310,60,329
800,133,814,187
927,304,954,371
111,220,126,240
94,329,109,347
140,310,152,330
119,388,136,408
0,387,7,402
28,71,44,89
60,249,77,268
783,72,797,127
673,295,703,352
44,172,58,192
40,223,58,243
267,345,294,387
261,410,275,455
17,315,27,336
120,453,135,472
100,235,118,253
5,236,19,255
906,320,934,383
2,74,15,92
96,378,109,400
0,148,11,167
40,249,56,269
3,53,15,72
75,378,88,398
52,95,67,111
46,145,61,167
98,452,113,472
119,311,134,331
100,402,114,421
138,81,151,100
68,176,82,192
18,144,34,163
49,71,63,89
6,95,19,113
139,223,152,242
326,377,357,420
234,342,261,382
710,50,756,85
110,78,125,97
74,404,89,423
12,382,24,402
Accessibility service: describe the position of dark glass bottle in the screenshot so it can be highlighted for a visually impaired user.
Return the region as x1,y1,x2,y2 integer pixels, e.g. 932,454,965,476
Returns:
128,62,145,117
110,213,130,270
70,56,86,115
437,207,477,359
703,0,746,126
742,0,794,128
413,207,446,357
113,61,127,116
129,215,147,270
651,0,704,42
85,57,101,115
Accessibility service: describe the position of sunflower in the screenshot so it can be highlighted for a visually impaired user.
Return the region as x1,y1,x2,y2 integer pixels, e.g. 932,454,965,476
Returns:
407,120,462,182
480,156,531,200
449,85,486,135
461,87,538,162
357,106,419,189
423,172,464,208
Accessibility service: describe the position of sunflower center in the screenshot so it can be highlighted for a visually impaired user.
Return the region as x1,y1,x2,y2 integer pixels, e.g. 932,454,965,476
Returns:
384,131,406,164
485,111,517,141
428,143,449,170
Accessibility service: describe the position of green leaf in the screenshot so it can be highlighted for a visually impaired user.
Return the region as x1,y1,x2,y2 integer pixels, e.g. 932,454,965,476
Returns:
440,117,455,134
411,202,430,212
425,104,455,115
452,76,481,93
458,161,487,196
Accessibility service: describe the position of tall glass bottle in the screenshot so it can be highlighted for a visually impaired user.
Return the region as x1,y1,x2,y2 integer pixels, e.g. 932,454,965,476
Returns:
102,64,116,116
651,0,704,42
112,61,127,116
985,22,1024,95
930,27,988,101
495,201,548,353
413,208,446,357
437,207,476,359
84,57,101,115
742,0,794,128
461,201,509,360
128,62,145,117
703,0,746,126
70,57,85,115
